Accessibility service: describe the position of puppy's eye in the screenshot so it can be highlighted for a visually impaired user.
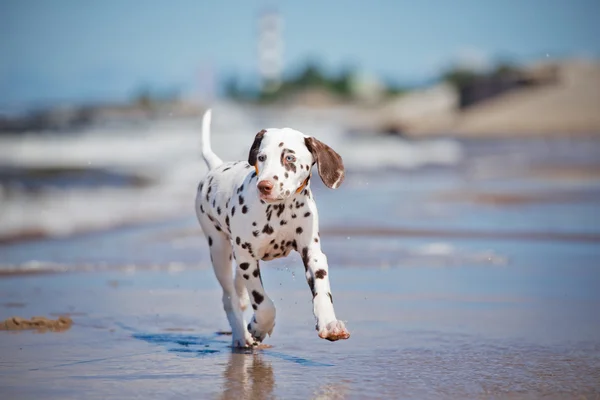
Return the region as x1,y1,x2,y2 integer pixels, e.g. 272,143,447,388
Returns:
285,155,296,163
258,155,267,162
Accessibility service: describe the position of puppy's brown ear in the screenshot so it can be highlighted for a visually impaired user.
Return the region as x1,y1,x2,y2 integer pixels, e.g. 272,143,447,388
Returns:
304,137,345,189
248,129,266,166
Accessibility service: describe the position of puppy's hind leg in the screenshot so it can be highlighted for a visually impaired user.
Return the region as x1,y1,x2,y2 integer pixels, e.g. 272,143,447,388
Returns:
203,227,255,348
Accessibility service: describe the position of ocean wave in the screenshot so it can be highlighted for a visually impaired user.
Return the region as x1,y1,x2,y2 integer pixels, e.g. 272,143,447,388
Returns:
0,111,463,242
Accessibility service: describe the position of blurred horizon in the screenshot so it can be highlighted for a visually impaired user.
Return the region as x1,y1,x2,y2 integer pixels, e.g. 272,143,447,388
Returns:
2,0,600,111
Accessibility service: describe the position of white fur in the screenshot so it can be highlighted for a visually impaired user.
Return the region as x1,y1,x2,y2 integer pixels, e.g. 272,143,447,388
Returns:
195,109,350,348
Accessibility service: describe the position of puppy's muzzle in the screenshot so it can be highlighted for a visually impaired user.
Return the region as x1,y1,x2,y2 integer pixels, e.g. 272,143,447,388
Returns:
257,180,274,196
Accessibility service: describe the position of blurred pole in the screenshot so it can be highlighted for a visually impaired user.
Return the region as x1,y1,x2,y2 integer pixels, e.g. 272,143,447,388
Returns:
257,7,283,94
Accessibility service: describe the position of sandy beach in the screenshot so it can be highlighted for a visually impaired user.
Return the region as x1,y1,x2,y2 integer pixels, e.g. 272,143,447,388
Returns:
1,133,600,399
1,243,599,399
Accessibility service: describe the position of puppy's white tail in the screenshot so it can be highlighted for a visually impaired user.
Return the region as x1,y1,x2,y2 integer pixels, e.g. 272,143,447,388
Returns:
201,109,223,170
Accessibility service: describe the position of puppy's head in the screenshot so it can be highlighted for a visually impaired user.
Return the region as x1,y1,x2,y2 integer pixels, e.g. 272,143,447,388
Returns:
248,128,345,203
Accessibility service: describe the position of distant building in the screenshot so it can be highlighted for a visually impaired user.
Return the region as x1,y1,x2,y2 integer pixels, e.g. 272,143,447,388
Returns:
257,8,284,93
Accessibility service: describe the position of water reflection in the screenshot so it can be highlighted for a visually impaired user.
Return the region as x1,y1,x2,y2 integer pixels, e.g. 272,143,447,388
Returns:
220,350,275,400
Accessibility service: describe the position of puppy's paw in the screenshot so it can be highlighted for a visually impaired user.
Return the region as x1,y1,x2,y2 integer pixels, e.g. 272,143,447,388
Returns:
318,320,350,342
232,333,258,349
247,317,275,343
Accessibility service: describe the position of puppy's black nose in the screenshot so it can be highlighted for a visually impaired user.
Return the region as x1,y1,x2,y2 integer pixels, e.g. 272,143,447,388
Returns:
257,180,273,195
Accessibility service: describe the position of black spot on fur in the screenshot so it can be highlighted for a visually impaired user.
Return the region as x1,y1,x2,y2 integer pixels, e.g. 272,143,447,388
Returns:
215,225,221,231
225,216,230,228
276,204,285,218
253,230,259,237
264,253,270,258
238,195,244,205
208,215,214,222
307,277,316,297
252,304,257,310
217,207,221,215
212,199,216,208
244,242,254,257
314,237,319,243
301,247,309,269
243,274,249,280
223,167,231,172
296,227,303,234
304,212,311,217
274,244,279,250
251,171,257,179
273,175,278,180
284,172,289,178
262,224,274,235
292,214,297,218
251,290,264,304
315,269,327,279
240,262,250,270
236,237,241,245
280,220,287,225
279,142,284,147
242,205,248,214
327,292,333,304
208,236,213,246
285,190,290,196
252,268,260,278
200,205,204,213
231,206,236,216
252,222,257,226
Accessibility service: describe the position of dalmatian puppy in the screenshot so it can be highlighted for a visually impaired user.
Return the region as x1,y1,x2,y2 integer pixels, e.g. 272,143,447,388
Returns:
195,109,350,348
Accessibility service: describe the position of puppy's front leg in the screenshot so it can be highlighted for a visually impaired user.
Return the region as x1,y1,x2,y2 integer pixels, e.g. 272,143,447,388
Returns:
234,251,276,343
297,211,350,341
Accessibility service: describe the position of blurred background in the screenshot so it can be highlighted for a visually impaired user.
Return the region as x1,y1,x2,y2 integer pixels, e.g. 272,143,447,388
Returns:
2,3,600,397
0,0,599,271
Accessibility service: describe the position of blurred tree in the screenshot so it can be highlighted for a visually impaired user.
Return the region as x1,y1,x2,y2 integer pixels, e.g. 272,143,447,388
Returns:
295,62,327,87
492,63,520,77
226,60,403,103
441,67,481,89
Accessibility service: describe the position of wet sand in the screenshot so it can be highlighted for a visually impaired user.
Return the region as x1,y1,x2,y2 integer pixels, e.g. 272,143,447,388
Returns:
1,258,599,399
1,138,600,398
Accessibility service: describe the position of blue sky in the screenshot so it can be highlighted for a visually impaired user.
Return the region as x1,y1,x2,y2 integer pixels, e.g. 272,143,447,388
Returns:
1,0,599,108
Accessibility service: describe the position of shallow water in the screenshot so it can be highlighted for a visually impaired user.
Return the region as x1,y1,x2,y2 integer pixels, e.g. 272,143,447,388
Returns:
1,264,599,399
1,135,600,398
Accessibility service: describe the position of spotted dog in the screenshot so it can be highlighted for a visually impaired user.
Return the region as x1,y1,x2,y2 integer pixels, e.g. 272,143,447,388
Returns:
195,109,350,348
